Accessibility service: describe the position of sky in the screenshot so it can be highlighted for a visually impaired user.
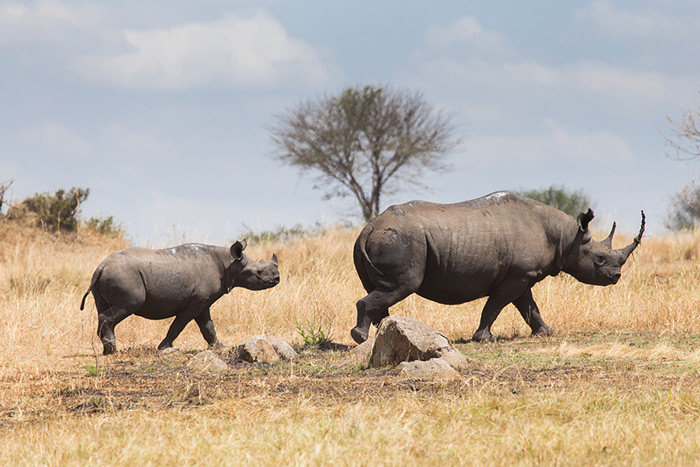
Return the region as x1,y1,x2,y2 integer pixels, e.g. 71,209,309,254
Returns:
1,0,699,246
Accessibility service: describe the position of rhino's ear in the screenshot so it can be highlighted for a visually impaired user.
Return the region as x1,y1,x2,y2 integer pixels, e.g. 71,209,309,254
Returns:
230,239,247,261
577,208,594,233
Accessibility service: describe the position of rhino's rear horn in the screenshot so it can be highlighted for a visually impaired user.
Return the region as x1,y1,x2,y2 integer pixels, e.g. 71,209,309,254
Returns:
272,253,278,265
602,222,617,248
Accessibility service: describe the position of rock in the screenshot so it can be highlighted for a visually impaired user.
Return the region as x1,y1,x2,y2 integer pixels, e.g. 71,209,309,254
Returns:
187,350,229,372
338,336,376,367
437,348,473,372
394,358,458,380
235,336,280,364
267,337,298,361
369,316,473,371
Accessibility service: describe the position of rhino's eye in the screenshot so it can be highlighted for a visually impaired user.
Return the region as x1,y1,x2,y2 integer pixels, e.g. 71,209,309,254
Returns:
593,254,606,266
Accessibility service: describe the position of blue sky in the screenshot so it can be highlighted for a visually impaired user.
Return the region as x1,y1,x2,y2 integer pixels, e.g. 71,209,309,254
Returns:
1,0,699,245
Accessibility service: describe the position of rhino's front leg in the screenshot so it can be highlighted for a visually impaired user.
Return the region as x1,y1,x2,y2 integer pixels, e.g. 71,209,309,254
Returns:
195,308,224,349
158,313,196,350
472,294,515,342
513,289,553,337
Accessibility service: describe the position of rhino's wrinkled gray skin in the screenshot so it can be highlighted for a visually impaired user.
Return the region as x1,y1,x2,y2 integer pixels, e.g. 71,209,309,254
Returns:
80,240,280,355
351,191,645,344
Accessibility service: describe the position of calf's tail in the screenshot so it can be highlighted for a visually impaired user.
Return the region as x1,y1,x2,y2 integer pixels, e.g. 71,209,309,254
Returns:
80,264,104,310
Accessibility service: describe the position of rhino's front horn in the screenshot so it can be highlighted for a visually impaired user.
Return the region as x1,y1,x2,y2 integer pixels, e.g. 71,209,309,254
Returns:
602,222,617,248
271,253,278,265
617,211,646,261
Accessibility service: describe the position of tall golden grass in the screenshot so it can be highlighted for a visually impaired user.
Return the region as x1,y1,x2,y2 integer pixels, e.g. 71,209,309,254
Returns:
2,221,700,465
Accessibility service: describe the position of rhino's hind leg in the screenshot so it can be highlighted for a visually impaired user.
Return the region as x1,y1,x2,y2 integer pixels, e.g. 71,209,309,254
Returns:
97,306,134,355
352,289,409,344
513,289,553,337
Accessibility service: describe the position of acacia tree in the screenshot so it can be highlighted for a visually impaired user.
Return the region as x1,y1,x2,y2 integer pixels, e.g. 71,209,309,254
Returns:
666,94,700,229
666,95,700,160
270,85,459,221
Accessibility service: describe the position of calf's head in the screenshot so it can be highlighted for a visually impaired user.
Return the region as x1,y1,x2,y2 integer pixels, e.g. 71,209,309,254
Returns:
229,239,280,290
563,209,645,286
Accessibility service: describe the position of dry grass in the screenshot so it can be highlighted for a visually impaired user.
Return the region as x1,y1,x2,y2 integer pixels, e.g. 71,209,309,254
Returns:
2,222,700,465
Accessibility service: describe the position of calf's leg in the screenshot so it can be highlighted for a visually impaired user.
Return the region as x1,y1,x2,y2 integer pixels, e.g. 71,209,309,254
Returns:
194,308,224,349
97,305,134,355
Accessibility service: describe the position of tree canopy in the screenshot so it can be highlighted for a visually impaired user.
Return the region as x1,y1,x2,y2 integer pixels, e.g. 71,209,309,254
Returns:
270,85,459,220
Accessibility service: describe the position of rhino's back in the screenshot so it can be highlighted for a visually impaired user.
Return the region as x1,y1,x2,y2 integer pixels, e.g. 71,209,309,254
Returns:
96,244,225,318
365,192,574,304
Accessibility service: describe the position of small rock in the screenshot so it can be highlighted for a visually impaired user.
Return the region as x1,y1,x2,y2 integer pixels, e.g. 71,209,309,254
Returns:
338,336,376,367
235,336,280,364
267,337,298,360
187,350,229,372
394,358,458,380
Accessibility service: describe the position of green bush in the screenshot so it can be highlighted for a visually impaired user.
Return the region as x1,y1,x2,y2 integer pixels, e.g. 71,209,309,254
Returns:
516,185,591,217
666,180,700,230
84,215,124,238
8,187,89,232
239,222,328,244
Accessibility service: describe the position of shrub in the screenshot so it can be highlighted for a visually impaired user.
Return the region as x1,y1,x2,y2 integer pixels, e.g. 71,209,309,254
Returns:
516,185,591,217
8,187,89,232
666,180,700,230
84,215,125,238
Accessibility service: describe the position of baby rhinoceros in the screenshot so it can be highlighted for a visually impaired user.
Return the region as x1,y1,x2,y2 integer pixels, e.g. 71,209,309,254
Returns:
80,240,279,355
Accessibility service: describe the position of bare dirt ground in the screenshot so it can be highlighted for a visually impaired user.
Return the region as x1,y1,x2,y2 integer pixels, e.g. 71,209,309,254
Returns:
4,332,699,429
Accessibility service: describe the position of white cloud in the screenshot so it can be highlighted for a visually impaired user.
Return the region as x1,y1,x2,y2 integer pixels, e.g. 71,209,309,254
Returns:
462,119,634,168
418,56,692,122
576,0,699,39
20,122,90,155
425,16,508,55
73,12,332,90
0,0,98,45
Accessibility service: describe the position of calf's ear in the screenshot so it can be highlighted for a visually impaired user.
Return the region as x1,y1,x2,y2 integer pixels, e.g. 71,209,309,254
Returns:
230,239,248,261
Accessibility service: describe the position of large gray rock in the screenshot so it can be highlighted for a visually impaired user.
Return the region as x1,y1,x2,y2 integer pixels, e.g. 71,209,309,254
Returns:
369,316,472,371
394,358,458,380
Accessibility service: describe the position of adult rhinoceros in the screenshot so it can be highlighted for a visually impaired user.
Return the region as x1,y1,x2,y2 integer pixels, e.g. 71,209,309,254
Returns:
81,240,279,355
350,191,644,344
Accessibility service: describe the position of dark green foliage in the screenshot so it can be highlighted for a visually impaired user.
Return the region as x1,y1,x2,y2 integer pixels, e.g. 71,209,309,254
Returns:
8,187,89,232
517,185,591,217
84,215,124,238
666,181,700,230
239,222,330,244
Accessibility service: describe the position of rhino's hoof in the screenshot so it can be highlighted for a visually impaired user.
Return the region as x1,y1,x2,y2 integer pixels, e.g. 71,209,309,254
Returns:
472,330,496,343
532,326,554,337
103,342,116,355
351,326,368,344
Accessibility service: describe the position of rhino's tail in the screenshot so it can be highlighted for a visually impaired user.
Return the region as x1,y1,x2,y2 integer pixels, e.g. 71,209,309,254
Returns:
80,263,104,310
353,225,383,292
